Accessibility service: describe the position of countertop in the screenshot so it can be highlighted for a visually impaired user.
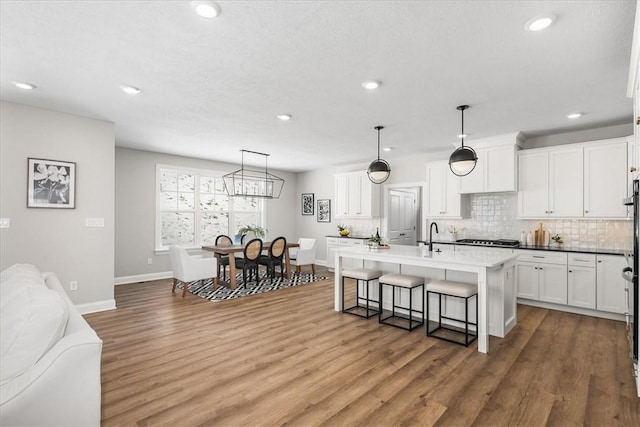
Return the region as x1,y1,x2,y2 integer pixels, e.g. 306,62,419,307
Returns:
326,235,370,240
430,240,627,256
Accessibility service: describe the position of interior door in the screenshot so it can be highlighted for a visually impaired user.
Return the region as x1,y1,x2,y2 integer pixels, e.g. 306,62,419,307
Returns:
388,189,417,245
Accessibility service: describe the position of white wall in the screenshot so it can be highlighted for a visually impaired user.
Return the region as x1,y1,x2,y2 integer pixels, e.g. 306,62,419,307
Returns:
0,102,115,307
115,147,296,279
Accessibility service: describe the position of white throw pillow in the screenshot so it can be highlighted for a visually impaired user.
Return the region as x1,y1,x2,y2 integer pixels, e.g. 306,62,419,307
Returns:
1,264,45,308
0,283,69,385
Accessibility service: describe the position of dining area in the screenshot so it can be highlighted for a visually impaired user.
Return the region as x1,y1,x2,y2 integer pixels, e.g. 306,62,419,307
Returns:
169,234,318,298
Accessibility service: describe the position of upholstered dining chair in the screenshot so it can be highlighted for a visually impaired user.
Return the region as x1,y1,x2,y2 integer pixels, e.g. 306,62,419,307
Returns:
235,238,263,286
258,236,287,282
215,234,233,281
169,246,217,297
289,238,316,275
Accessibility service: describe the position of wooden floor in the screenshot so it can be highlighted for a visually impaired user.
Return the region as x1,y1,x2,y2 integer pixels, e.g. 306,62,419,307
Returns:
84,271,640,426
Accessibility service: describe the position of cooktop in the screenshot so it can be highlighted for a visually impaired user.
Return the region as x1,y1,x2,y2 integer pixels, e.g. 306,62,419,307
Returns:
456,238,521,248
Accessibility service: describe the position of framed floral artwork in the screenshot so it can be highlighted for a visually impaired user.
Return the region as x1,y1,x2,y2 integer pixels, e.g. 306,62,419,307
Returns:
302,193,314,215
27,158,76,208
317,199,330,222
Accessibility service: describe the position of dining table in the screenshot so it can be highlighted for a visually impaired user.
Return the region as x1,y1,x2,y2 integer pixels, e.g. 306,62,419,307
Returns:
202,241,299,289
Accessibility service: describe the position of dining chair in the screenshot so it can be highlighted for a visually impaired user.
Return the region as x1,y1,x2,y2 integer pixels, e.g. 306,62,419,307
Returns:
258,236,287,282
215,234,233,281
289,238,316,275
169,246,217,297
235,238,263,286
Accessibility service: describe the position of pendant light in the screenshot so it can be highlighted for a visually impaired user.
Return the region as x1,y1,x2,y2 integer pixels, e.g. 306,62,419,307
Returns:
222,149,285,198
367,126,391,184
449,105,478,177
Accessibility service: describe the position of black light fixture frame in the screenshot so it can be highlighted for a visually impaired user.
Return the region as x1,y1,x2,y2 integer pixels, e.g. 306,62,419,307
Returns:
222,149,285,199
367,125,391,184
449,105,478,177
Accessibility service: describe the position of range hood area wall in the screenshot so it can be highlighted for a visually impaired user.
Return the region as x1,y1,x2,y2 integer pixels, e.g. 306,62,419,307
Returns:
429,193,632,250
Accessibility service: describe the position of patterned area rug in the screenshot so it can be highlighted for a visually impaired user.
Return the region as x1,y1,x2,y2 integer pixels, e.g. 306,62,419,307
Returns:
176,272,327,302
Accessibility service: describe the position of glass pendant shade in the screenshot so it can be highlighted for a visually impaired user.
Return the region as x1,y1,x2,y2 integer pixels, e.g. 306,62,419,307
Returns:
367,159,391,184
449,104,477,177
368,126,391,184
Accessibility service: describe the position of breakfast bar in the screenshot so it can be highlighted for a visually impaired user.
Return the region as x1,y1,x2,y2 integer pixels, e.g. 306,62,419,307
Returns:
334,245,519,353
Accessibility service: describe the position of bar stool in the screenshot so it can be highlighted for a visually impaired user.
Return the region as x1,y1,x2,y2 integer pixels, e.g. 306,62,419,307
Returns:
378,273,425,331
426,280,478,347
342,268,382,318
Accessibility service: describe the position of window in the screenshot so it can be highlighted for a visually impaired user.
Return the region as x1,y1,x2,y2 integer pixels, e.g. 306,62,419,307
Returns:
156,165,264,251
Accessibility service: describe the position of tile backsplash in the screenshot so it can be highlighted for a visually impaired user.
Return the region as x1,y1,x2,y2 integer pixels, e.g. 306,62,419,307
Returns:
430,193,632,250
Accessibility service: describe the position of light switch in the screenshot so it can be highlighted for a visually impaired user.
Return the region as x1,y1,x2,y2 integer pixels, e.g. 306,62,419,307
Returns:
0,218,9,228
85,218,105,227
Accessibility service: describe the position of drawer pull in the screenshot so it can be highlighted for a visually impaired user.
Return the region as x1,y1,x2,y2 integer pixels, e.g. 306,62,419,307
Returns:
573,258,590,262
533,255,545,259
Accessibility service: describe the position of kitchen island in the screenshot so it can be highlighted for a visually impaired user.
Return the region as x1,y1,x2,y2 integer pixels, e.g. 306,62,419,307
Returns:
334,245,519,353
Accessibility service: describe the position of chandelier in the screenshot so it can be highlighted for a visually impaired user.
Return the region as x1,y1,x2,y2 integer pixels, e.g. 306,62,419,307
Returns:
222,149,285,199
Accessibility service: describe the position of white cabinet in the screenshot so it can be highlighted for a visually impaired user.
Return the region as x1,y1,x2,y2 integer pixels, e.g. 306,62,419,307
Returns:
426,161,464,218
334,172,380,218
459,134,523,194
516,250,568,304
518,147,583,218
326,237,366,271
567,254,596,309
583,138,629,218
596,254,627,314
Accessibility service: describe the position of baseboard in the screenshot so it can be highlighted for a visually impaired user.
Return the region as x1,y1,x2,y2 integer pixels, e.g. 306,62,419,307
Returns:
76,299,116,315
115,271,173,285
517,298,625,321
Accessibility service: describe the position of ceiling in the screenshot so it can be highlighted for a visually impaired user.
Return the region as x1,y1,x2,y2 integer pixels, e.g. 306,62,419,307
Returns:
0,0,636,172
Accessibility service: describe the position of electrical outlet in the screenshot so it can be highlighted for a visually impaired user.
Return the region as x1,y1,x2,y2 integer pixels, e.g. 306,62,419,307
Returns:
147,258,153,265
69,281,78,291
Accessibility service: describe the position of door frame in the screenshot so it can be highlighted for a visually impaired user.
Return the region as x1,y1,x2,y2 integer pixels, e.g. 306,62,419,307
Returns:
382,181,427,244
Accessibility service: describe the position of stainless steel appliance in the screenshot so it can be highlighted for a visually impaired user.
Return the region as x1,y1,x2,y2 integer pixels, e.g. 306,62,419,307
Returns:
455,238,521,248
623,179,639,366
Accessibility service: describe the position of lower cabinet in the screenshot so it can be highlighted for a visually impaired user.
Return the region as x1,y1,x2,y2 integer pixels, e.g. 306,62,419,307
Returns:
596,255,627,314
516,250,568,304
326,237,366,271
567,254,596,309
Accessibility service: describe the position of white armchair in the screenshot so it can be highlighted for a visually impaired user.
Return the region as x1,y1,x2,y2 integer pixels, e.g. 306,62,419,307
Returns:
169,246,217,297
289,238,316,275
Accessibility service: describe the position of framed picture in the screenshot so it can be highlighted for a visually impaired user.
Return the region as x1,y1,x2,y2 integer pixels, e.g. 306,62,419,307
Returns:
317,199,331,222
27,158,76,208
302,193,314,215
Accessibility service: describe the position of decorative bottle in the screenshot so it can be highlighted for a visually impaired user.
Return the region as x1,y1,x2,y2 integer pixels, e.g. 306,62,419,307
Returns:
520,231,526,245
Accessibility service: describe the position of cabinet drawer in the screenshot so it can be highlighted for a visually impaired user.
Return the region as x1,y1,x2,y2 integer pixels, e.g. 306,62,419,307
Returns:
342,239,365,247
568,253,596,267
516,250,567,265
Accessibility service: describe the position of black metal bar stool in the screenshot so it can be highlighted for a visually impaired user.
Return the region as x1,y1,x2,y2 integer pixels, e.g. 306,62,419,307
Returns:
378,273,425,331
426,280,478,347
341,268,383,318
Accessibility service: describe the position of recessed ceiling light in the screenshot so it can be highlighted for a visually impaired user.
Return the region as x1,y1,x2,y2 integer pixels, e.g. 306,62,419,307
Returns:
383,147,393,152
525,15,556,32
567,112,582,119
191,1,221,19
276,114,292,121
457,134,468,139
362,80,381,90
12,81,36,90
120,85,141,95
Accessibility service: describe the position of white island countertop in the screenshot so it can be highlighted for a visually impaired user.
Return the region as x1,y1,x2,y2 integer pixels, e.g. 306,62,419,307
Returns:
334,245,519,353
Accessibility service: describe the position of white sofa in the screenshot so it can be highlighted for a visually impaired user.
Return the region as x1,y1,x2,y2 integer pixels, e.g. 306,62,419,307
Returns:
0,264,103,426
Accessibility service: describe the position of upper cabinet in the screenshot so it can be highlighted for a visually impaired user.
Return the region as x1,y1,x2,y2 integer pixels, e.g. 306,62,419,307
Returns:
518,138,629,219
334,171,380,218
426,160,466,218
459,132,524,194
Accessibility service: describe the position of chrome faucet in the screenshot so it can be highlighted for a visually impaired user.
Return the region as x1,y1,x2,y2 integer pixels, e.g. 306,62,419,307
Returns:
429,222,439,252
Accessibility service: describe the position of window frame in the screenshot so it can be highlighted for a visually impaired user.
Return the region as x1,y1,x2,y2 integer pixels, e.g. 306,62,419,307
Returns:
155,164,265,252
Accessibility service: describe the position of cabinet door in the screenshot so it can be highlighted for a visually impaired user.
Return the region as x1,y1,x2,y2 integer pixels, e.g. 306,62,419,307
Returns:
518,151,549,217
549,147,583,217
486,145,516,192
443,166,461,217
584,140,628,218
358,173,373,217
596,255,627,314
426,162,445,216
334,175,349,218
567,266,596,309
347,173,362,216
516,262,539,300
326,238,340,271
538,263,568,304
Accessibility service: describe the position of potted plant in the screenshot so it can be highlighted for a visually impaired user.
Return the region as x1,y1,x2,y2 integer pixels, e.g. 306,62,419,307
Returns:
551,234,563,247
337,225,350,237
237,225,267,239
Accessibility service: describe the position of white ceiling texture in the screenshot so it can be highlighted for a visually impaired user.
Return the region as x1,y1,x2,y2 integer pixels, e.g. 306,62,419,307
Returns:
0,0,636,172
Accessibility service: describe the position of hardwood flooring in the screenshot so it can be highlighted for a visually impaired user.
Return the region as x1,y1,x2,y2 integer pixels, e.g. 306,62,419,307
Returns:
84,271,640,426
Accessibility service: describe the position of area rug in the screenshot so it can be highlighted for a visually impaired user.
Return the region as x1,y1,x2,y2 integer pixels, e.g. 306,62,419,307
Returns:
176,272,328,302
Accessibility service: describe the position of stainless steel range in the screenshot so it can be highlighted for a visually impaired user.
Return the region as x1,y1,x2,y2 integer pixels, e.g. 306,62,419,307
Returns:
455,238,521,248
